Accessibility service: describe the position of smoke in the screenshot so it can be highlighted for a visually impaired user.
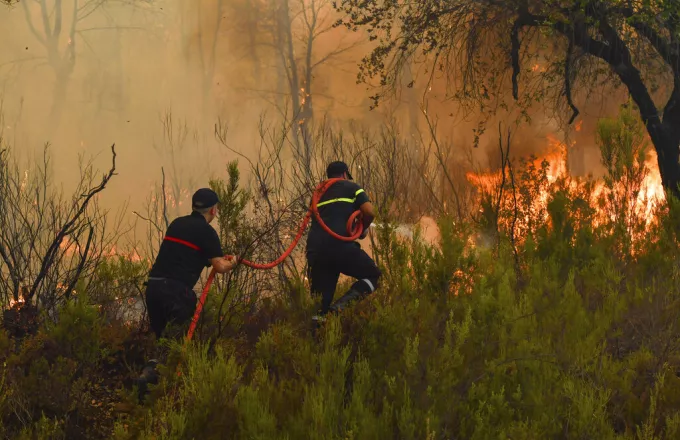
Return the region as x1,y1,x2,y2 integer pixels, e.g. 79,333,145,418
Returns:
1,1,234,212
0,0,628,235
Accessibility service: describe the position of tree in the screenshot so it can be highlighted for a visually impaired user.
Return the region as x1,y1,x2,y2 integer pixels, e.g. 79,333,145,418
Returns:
17,0,149,136
229,0,364,176
178,0,226,120
20,0,95,132
151,110,201,219
334,0,680,199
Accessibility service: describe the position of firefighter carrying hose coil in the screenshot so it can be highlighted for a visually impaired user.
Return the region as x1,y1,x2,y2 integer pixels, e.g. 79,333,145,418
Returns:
306,161,381,324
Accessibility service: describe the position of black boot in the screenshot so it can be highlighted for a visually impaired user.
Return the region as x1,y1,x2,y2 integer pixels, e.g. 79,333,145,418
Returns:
136,359,159,404
329,288,367,314
310,314,326,334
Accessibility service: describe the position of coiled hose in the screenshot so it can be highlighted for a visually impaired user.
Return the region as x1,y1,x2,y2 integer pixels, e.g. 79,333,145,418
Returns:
186,178,364,340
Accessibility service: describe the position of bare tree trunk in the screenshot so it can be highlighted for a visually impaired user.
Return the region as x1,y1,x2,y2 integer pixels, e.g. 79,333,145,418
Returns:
613,74,680,200
649,83,680,200
300,7,315,172
401,63,420,147
112,24,125,118
45,70,72,139
180,0,192,63
245,0,261,82
550,17,680,200
274,0,303,160
22,0,77,139
197,0,224,121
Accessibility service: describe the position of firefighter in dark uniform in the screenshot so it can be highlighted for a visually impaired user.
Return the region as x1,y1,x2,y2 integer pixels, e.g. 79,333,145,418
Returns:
306,161,381,322
146,188,236,339
136,188,236,401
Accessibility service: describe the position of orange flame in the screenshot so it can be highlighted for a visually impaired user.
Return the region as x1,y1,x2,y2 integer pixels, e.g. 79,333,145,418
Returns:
8,295,25,309
466,134,665,237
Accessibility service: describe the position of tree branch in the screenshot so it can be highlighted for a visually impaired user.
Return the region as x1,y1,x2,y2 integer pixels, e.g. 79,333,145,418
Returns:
619,8,680,75
160,167,169,230
510,13,524,100
311,39,363,69
53,0,63,38
28,144,117,302
525,12,664,124
63,224,94,300
564,36,579,124
38,0,52,43
21,0,46,46
0,240,19,301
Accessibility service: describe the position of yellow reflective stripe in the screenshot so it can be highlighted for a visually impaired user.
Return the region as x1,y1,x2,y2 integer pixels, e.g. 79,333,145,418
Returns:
317,197,355,207
316,188,366,207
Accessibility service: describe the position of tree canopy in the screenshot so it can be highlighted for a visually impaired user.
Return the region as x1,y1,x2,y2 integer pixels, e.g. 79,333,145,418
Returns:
334,0,680,198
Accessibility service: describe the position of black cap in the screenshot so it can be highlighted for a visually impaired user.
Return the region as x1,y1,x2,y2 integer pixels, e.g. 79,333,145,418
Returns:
192,188,219,209
326,161,353,180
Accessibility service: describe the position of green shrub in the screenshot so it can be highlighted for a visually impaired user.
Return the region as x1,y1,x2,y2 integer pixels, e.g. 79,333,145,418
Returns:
5,107,680,439
45,293,104,366
0,289,145,438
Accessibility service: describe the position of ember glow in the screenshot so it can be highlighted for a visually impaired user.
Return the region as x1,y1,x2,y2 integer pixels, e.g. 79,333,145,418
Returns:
57,236,143,263
104,246,143,263
8,296,26,309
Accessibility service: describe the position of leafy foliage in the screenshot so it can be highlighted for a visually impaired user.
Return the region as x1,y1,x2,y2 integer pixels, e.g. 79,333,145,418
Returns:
210,160,252,254
333,0,680,197
0,291,152,438
109,192,680,438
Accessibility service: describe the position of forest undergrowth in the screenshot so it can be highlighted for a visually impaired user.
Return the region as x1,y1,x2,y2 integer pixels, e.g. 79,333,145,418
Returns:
1,108,680,439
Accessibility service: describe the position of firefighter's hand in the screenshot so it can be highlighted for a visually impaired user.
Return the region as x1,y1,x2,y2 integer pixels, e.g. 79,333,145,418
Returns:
224,255,239,270
211,255,238,273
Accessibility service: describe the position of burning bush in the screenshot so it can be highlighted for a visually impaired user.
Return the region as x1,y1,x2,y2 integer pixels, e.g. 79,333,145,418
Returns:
466,103,666,263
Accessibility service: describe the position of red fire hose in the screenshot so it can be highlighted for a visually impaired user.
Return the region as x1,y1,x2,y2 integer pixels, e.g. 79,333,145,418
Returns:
185,178,364,341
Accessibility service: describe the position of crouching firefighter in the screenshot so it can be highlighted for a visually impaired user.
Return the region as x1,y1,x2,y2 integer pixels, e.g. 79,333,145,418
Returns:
306,161,381,324
136,188,237,402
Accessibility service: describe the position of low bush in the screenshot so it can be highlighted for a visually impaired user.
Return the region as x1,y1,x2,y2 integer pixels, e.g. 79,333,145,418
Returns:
108,195,680,439
2,106,679,439
0,289,153,439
